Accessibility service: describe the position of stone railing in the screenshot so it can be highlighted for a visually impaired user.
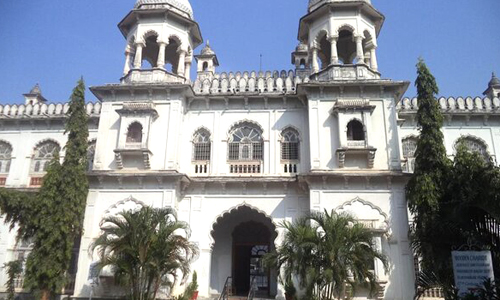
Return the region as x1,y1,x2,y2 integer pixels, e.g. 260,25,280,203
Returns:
398,97,500,112
193,70,308,95
0,102,102,119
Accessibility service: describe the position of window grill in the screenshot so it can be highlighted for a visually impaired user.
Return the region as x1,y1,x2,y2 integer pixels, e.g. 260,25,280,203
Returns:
402,138,417,158
0,142,12,174
227,124,263,161
32,141,60,173
460,137,488,159
281,128,300,161
193,130,211,161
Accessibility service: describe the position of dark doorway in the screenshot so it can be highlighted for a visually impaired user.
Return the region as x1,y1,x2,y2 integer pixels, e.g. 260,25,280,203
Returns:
232,221,271,296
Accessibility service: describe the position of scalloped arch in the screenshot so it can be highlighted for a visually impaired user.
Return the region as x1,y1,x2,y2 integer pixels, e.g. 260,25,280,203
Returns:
103,196,146,216
33,138,61,152
227,119,265,139
335,197,389,230
314,29,329,44
0,140,13,151
453,134,490,154
278,125,302,142
142,29,160,41
336,24,356,35
191,126,212,142
209,203,278,245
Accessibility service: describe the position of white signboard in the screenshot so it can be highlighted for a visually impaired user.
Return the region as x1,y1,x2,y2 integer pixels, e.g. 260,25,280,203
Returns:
452,251,495,295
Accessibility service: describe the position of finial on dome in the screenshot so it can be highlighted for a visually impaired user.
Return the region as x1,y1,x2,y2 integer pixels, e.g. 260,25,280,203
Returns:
206,40,210,47
489,72,500,87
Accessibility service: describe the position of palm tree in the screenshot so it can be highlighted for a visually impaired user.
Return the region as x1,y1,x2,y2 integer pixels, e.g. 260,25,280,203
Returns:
90,207,199,300
265,210,387,300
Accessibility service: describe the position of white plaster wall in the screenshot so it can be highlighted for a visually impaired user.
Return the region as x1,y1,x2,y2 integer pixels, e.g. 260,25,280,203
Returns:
181,108,309,176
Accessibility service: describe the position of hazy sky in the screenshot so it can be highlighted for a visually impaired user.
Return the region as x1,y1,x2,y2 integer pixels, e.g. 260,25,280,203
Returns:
0,0,498,104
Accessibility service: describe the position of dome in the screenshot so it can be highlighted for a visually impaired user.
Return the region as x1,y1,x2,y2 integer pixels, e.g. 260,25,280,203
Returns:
308,0,372,12
295,43,308,52
135,0,193,20
489,73,500,87
200,41,215,56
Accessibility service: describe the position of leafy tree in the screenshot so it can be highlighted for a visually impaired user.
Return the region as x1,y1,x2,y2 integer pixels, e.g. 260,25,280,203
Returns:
3,260,23,300
0,79,89,300
90,207,199,300
265,210,387,300
408,59,500,299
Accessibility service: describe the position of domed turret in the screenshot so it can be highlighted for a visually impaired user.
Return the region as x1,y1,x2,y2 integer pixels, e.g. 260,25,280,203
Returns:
135,0,193,20
118,0,203,84
484,72,500,99
308,0,372,13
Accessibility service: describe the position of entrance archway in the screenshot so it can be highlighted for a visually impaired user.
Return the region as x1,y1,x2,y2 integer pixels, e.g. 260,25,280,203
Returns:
210,205,277,298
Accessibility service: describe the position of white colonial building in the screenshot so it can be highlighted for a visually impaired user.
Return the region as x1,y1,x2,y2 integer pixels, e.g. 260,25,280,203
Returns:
0,0,498,300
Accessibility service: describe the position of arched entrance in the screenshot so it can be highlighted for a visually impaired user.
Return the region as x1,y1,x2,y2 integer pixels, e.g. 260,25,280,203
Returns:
210,205,277,298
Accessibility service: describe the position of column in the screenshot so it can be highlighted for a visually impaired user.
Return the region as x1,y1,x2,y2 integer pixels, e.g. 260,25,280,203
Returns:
328,36,339,64
156,42,167,68
177,49,186,76
123,46,132,76
133,42,145,69
355,35,365,64
370,47,378,71
311,47,319,73
184,59,192,81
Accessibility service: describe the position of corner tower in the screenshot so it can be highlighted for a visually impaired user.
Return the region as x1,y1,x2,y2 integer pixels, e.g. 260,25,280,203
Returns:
118,0,203,83
298,0,383,78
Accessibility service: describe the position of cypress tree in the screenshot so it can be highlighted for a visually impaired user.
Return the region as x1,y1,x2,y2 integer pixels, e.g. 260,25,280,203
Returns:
0,79,89,300
407,59,450,214
406,59,453,290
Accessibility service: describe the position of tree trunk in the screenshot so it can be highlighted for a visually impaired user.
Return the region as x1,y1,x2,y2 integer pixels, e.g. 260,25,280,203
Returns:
41,290,50,300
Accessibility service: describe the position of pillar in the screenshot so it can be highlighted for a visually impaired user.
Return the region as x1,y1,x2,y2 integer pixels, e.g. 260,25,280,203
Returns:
133,42,145,69
157,42,167,68
123,46,132,76
355,35,365,64
328,36,339,64
370,47,378,71
311,47,319,73
177,49,186,76
184,59,192,81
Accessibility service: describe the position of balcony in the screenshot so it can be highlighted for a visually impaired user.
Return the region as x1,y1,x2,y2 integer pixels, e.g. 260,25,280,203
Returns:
282,162,299,174
193,162,210,175
336,146,377,169
121,68,186,84
229,162,262,174
30,176,44,187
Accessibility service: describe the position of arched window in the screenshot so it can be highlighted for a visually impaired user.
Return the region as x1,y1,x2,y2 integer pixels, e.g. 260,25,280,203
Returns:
456,137,488,159
402,137,418,173
88,140,96,171
347,120,365,141
126,122,143,144
0,141,12,174
228,123,263,161
402,137,418,159
193,129,211,161
202,62,209,71
32,141,60,173
281,128,300,161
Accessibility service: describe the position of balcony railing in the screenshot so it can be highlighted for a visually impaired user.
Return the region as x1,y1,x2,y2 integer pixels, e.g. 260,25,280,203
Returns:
229,162,262,174
347,140,367,148
282,163,298,174
193,162,210,174
30,177,44,186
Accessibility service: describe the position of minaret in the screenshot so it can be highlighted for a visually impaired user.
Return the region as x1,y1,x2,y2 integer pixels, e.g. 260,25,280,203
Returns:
483,72,500,99
118,0,203,84
23,84,47,105
298,0,384,77
194,41,219,81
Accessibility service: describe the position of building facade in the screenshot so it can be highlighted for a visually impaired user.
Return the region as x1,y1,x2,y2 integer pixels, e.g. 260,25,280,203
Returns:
0,0,499,300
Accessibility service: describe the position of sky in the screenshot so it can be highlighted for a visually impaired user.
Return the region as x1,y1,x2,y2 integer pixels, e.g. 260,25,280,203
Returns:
0,0,499,104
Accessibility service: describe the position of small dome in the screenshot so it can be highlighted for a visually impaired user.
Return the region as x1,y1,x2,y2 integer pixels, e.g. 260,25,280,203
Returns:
489,72,500,87
200,41,215,56
296,43,308,52
135,0,193,20
308,0,372,12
